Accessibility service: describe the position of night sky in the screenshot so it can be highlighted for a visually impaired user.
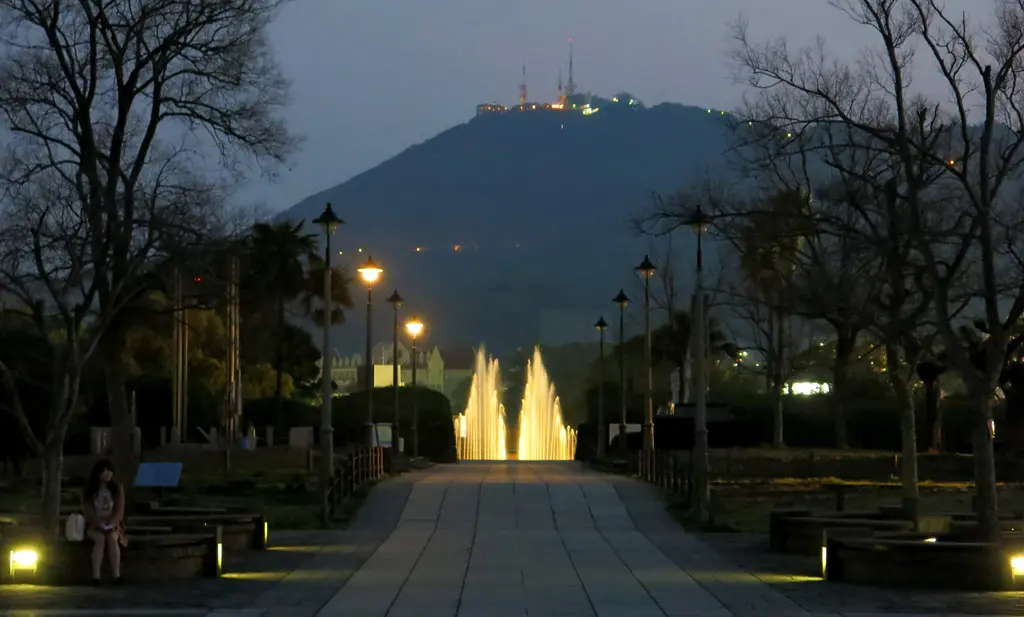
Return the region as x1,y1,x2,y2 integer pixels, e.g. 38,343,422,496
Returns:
241,0,982,214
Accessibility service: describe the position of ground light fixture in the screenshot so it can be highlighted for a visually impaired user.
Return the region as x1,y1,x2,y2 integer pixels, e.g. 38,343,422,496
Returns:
8,547,39,579
1012,555,1024,576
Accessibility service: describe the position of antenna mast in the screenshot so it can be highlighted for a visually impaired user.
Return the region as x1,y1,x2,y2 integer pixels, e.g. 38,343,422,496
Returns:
519,64,528,105
566,38,576,98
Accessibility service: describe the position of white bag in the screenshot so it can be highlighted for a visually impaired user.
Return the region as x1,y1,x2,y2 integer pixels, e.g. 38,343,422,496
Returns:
65,513,86,542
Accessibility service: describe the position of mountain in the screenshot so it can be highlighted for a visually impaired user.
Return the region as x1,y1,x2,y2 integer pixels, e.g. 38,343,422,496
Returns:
280,98,736,355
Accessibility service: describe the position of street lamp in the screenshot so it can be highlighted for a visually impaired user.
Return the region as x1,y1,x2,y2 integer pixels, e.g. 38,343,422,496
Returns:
312,202,343,523
405,316,424,458
594,316,608,458
358,256,383,448
687,205,712,521
635,254,656,459
613,290,630,457
386,290,403,454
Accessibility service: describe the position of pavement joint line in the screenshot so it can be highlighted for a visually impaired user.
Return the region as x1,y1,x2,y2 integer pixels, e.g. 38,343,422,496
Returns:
379,485,443,616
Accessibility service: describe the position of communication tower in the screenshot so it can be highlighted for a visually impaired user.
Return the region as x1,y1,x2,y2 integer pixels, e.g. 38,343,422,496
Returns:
565,38,577,98
519,64,527,105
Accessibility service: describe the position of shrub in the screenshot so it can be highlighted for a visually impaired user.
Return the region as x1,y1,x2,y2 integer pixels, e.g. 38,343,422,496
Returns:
332,386,455,461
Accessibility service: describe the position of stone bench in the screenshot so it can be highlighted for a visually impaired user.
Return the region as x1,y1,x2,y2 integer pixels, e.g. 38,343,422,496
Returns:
1,526,221,585
769,509,920,555
131,508,267,551
824,534,1017,591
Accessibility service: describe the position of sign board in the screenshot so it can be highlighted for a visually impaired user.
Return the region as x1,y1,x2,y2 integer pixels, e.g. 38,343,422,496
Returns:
134,462,183,488
372,424,393,448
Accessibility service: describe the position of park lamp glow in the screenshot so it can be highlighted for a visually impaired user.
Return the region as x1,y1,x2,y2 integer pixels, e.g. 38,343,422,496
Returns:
635,255,656,280
8,547,39,578
264,521,269,546
405,317,424,339
358,256,382,285
820,545,827,578
312,202,343,235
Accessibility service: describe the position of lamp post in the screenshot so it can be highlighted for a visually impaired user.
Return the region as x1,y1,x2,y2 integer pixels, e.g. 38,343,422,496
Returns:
386,290,403,454
613,290,630,457
635,255,656,459
687,205,712,521
594,317,608,458
358,256,383,448
312,203,343,524
405,317,424,457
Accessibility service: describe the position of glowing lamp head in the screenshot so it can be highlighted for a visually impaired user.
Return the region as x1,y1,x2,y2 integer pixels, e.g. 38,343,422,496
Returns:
358,256,382,285
405,317,424,339
688,205,711,235
9,548,38,575
635,255,656,279
312,202,344,234
613,289,630,308
594,316,608,332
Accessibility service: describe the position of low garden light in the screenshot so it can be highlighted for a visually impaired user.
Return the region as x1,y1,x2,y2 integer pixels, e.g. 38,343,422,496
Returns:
8,547,39,577
1012,554,1024,576
820,545,827,578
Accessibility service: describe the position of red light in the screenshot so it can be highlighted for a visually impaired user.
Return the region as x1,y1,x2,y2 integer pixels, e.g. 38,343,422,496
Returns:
194,276,202,282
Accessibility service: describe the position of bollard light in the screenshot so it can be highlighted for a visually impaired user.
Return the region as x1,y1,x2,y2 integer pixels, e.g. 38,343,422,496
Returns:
9,547,39,577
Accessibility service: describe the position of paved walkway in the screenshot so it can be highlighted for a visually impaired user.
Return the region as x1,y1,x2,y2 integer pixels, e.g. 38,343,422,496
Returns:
4,462,1020,617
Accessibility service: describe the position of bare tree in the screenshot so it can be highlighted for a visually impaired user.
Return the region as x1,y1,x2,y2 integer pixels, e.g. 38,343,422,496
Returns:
0,0,295,532
732,0,1024,536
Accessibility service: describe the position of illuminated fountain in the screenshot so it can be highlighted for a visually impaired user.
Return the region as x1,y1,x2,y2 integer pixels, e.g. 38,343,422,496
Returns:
455,346,577,461
517,347,577,460
456,348,507,460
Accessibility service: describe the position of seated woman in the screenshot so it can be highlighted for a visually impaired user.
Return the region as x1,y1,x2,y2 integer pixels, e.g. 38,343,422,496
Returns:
83,459,127,585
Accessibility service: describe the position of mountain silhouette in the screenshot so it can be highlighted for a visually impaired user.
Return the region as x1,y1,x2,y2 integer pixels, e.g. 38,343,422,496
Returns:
281,98,734,355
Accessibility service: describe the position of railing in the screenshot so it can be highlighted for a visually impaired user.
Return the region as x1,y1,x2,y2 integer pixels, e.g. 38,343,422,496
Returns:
327,446,385,515
628,450,694,508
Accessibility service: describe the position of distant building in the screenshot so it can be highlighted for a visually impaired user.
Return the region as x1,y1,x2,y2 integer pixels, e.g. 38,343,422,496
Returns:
320,343,478,402
476,103,508,116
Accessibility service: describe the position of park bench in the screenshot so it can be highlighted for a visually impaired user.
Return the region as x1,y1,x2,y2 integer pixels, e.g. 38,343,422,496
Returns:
1,523,222,584
824,534,1016,590
130,511,266,551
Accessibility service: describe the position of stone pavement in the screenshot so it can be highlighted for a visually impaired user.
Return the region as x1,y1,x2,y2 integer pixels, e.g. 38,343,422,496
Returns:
4,461,1024,617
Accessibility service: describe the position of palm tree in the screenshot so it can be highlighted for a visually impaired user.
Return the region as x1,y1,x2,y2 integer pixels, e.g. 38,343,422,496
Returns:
246,221,318,414
300,253,354,329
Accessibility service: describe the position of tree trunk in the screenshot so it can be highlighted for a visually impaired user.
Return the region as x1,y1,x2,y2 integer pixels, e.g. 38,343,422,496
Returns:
274,294,285,416
972,387,999,540
104,324,140,493
771,309,785,447
832,333,853,448
40,444,64,537
887,344,918,521
925,380,942,452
